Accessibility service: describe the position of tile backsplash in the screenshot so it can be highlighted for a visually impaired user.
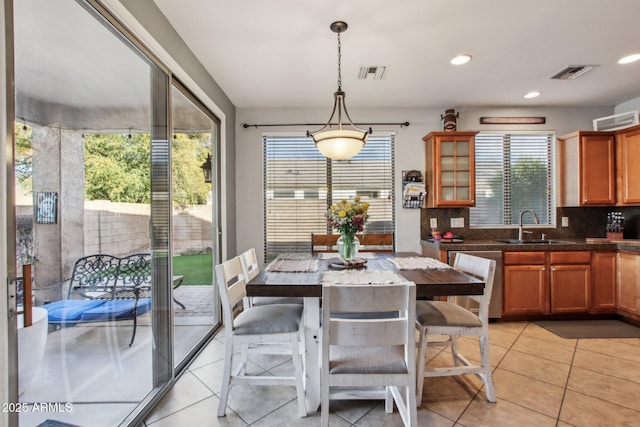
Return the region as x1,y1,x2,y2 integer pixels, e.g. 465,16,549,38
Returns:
421,206,640,241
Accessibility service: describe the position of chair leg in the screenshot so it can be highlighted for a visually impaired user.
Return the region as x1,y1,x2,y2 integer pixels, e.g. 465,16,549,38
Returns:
291,336,307,417
450,334,461,366
235,344,249,376
415,326,428,406
217,335,234,417
479,335,496,402
385,386,393,413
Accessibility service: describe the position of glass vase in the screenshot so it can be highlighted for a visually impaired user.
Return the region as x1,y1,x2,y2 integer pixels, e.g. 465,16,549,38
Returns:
337,233,360,261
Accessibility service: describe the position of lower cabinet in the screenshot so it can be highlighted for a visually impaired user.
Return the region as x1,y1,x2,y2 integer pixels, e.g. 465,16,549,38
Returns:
503,250,593,317
503,252,548,315
590,251,617,313
549,251,590,313
617,251,639,317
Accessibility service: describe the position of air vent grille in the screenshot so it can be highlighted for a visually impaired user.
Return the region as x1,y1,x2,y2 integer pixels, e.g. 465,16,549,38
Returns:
550,65,596,80
358,66,387,80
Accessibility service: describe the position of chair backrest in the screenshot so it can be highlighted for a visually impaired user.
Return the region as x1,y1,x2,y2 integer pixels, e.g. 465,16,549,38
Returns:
215,256,247,329
311,233,395,254
239,248,260,281
322,281,416,348
451,253,496,320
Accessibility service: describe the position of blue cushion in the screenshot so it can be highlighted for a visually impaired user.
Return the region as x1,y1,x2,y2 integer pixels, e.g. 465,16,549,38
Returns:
80,298,152,321
44,300,107,323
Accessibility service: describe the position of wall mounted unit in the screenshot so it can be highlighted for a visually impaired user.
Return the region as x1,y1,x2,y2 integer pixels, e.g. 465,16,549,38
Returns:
593,111,639,131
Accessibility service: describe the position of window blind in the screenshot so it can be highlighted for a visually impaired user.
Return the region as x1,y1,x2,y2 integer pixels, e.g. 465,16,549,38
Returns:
263,134,395,261
470,132,555,226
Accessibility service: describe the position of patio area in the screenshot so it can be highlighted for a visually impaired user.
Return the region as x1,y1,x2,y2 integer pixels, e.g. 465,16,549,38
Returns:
18,285,215,427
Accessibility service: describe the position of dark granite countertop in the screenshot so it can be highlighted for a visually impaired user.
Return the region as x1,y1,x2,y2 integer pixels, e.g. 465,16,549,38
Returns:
420,238,640,252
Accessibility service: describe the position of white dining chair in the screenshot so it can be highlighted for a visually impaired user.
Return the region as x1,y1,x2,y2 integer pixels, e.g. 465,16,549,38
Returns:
321,281,417,427
415,253,497,405
215,256,307,417
239,248,303,307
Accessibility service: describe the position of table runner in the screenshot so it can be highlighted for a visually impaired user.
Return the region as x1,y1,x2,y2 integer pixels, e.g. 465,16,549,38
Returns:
322,270,407,285
265,258,319,272
388,257,451,270
318,252,378,260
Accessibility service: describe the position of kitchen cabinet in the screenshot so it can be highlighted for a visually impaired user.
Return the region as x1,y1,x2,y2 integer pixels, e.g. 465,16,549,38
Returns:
617,250,639,317
549,251,590,313
503,252,548,315
615,124,640,205
423,131,477,207
557,131,616,206
590,251,617,313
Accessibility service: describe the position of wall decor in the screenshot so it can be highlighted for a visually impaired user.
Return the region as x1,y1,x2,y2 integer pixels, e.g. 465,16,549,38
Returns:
480,117,546,125
402,170,426,208
441,109,459,131
35,192,58,224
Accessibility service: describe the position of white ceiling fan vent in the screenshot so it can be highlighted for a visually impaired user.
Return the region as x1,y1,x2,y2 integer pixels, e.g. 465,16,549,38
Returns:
593,111,639,131
550,65,596,80
358,66,388,80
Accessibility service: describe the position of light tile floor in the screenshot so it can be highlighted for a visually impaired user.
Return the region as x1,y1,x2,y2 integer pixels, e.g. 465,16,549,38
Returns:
144,321,640,426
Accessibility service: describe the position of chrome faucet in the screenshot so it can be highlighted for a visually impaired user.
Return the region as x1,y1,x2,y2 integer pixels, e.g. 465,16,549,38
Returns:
519,209,540,241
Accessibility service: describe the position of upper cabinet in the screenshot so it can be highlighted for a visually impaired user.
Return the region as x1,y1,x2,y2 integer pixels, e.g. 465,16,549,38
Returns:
558,131,616,206
558,125,640,207
423,131,478,207
616,124,640,205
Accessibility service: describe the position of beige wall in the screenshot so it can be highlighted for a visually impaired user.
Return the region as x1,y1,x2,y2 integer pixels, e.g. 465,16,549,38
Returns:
236,105,613,265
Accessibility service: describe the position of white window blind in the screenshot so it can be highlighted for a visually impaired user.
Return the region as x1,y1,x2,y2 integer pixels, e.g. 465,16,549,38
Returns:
263,134,395,261
470,132,555,226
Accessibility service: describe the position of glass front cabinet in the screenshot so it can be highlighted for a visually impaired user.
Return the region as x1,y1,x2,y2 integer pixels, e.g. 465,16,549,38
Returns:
423,131,478,207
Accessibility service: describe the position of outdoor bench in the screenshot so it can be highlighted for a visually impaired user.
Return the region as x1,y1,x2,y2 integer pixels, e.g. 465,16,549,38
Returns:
42,253,181,346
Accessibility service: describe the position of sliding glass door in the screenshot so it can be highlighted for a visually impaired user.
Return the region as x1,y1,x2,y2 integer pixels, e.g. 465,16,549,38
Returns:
8,0,222,425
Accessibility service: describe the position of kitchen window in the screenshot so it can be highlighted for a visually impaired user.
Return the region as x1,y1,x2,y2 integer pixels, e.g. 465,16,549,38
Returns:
263,133,396,261
470,132,556,227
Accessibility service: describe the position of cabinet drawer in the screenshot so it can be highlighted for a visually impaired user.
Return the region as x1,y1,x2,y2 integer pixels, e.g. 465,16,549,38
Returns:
549,251,590,264
504,251,545,265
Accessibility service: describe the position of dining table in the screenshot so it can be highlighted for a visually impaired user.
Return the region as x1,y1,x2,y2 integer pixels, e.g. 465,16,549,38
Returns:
245,251,484,412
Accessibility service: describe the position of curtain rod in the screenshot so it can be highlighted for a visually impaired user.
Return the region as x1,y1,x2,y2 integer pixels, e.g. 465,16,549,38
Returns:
242,121,410,129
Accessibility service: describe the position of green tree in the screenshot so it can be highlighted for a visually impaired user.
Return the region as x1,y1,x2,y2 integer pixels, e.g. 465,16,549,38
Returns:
488,157,548,224
84,132,210,205
15,123,33,193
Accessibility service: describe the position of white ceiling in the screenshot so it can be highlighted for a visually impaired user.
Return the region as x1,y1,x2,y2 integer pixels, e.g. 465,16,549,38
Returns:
153,0,640,110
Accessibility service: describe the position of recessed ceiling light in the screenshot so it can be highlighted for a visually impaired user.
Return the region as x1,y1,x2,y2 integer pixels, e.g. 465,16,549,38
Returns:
450,54,472,65
618,53,640,64
524,91,541,99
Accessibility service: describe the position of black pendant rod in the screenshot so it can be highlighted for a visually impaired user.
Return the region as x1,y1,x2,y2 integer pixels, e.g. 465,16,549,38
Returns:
242,121,410,129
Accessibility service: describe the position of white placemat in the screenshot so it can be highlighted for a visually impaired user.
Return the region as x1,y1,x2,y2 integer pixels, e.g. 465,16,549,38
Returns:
322,270,407,284
388,257,451,270
265,258,319,272
318,252,378,260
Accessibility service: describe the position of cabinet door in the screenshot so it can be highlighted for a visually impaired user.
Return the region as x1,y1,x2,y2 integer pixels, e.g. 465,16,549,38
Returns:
617,251,638,314
424,131,477,207
616,126,640,205
503,265,548,315
550,264,590,313
580,134,616,205
590,251,617,313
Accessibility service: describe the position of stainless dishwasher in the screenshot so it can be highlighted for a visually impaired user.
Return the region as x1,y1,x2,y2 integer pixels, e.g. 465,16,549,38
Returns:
447,251,503,319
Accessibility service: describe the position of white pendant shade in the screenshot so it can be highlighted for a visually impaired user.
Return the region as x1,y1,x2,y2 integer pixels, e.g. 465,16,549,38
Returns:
314,129,367,160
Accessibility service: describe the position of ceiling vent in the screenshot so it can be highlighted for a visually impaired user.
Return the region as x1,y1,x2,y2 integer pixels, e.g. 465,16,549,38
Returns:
358,66,387,80
550,65,596,80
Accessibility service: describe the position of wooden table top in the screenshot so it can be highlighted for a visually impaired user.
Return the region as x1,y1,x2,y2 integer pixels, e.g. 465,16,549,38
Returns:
246,252,484,299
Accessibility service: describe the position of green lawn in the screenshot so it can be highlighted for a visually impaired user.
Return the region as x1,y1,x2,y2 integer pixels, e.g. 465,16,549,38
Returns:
173,253,213,285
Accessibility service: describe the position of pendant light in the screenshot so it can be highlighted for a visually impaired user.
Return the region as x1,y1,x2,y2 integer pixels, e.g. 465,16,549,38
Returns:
308,21,371,160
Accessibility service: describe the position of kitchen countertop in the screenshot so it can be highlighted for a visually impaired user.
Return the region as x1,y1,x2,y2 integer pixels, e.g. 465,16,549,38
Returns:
421,238,640,252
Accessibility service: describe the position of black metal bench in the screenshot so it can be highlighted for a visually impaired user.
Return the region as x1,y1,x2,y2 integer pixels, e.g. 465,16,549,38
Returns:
42,253,176,346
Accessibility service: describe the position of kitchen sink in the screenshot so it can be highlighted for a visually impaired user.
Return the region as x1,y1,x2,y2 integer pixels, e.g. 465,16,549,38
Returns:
494,239,575,245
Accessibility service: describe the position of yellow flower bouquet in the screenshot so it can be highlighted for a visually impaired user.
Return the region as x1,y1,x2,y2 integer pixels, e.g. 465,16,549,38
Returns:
326,197,369,259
